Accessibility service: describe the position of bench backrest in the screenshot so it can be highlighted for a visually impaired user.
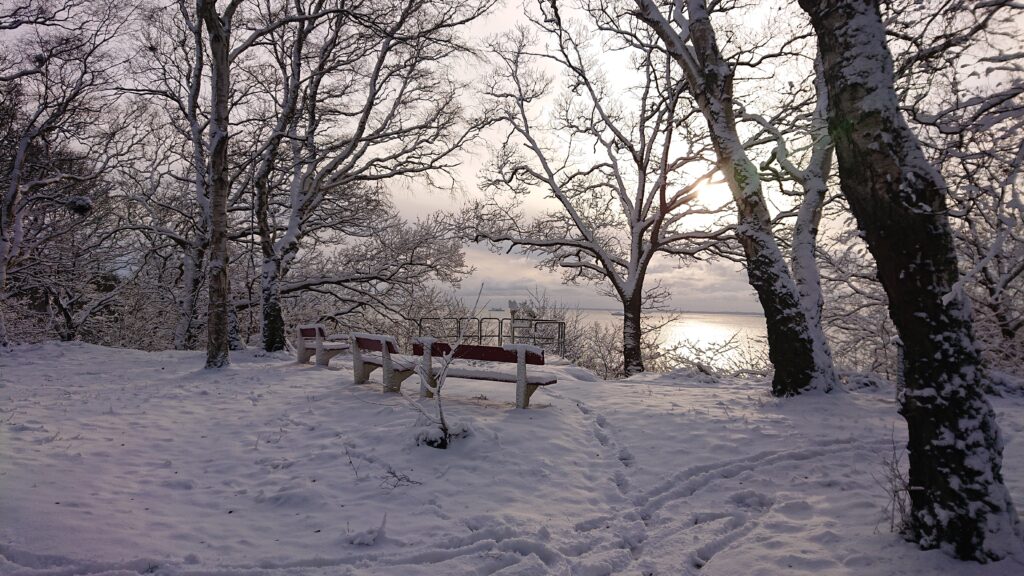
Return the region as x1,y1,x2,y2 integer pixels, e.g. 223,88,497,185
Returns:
354,336,400,354
413,342,545,365
298,325,326,339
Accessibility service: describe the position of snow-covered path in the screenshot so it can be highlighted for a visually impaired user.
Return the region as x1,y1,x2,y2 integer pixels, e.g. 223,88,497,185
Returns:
1,342,1022,575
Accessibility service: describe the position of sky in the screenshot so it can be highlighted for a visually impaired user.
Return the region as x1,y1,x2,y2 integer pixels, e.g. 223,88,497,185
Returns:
390,1,765,314
390,155,763,315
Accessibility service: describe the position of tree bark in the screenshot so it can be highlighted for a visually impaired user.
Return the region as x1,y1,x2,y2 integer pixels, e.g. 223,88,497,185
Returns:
790,173,834,384
622,296,644,376
199,2,231,369
261,259,287,352
228,297,245,350
0,133,32,347
800,0,1021,561
692,13,830,397
174,244,205,350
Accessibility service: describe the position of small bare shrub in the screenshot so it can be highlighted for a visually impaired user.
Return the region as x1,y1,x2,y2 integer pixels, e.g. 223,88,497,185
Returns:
874,429,911,534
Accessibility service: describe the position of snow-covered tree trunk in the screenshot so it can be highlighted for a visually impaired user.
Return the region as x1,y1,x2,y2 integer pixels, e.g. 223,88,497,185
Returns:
800,0,1021,561
198,2,232,368
786,65,836,387
0,138,28,346
622,296,644,376
173,245,205,350
252,15,305,353
228,299,244,351
790,174,833,379
261,258,287,352
634,0,836,396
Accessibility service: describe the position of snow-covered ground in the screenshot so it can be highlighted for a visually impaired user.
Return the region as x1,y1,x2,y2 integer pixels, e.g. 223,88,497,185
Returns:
1,342,1022,576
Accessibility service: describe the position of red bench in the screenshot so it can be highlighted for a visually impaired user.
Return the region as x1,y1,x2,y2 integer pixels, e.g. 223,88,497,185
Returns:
350,333,417,393
295,324,349,366
412,340,556,408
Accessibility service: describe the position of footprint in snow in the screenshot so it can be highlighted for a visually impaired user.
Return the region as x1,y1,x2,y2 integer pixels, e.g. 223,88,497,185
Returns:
617,447,635,468
774,499,814,520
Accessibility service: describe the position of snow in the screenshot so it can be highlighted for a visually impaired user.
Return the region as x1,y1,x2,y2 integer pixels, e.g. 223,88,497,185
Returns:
2,341,1023,575
500,343,545,356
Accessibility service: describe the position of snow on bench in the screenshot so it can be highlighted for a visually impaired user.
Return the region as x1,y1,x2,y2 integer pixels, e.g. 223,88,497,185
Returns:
350,333,417,393
412,339,557,409
295,324,350,366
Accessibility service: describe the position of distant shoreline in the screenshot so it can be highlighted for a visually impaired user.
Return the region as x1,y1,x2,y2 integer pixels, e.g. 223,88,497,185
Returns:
578,308,762,316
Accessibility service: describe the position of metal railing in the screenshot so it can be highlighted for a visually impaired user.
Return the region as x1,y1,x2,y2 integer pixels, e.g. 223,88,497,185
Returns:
415,316,566,356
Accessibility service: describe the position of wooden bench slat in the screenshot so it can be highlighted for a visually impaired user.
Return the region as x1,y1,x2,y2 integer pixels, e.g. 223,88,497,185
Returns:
319,342,349,350
354,337,400,354
412,342,544,365
444,366,557,386
358,353,418,371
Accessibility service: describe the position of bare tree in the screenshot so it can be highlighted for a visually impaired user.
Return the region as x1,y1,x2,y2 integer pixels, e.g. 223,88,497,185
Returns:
129,0,357,366
118,128,211,350
887,0,1024,369
14,176,149,343
255,212,470,326
0,0,138,345
0,1,84,32
798,0,1021,561
469,13,730,376
630,0,837,394
740,59,836,368
243,0,494,352
814,0,1023,378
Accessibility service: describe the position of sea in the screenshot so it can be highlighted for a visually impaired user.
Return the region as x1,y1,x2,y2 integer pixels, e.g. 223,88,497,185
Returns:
579,309,768,365
478,307,769,370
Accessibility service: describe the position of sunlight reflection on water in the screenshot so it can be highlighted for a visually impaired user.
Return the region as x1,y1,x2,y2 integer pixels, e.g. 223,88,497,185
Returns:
581,310,769,369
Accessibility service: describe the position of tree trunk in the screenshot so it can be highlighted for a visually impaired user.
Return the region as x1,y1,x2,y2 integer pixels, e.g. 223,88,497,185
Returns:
622,297,644,376
0,137,31,347
982,284,1020,344
174,244,205,350
635,0,835,395
261,259,287,352
791,175,836,385
693,57,826,396
993,306,1018,343
0,228,13,347
0,305,8,347
200,5,231,369
49,292,77,342
228,298,245,351
800,0,1021,561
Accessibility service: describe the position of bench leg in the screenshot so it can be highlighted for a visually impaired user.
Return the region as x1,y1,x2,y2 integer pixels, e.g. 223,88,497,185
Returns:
420,357,435,398
421,375,435,398
383,369,415,394
354,363,377,385
296,338,313,364
516,383,540,409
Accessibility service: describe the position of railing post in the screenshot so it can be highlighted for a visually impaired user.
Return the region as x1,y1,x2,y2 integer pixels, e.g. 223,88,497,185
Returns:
559,322,565,356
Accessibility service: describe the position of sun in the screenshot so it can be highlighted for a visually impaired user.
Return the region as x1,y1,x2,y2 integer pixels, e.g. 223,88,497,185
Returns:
695,179,733,208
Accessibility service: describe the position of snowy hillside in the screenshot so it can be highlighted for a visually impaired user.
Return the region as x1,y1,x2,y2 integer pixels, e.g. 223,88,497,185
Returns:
1,342,1022,575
